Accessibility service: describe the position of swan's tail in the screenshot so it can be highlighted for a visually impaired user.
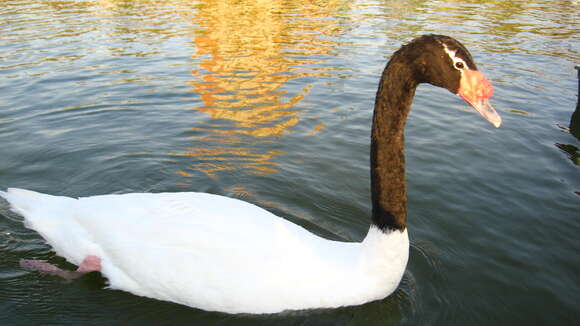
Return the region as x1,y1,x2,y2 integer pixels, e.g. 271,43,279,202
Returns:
1,188,74,217
1,189,88,266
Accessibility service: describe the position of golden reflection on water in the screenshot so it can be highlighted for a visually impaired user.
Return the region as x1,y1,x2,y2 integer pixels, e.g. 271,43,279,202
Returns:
180,0,345,178
174,146,286,177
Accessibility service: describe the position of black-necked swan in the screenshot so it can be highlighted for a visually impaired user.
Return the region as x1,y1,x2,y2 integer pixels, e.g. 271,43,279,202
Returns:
1,35,501,314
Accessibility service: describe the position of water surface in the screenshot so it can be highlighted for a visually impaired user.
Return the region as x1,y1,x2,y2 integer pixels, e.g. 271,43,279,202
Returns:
1,0,579,325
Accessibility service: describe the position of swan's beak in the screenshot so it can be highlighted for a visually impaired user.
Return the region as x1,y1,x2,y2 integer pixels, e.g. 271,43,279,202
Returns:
458,69,502,128
469,97,502,128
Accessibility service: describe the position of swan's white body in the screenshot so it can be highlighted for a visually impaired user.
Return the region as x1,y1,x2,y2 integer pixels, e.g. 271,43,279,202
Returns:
1,188,409,314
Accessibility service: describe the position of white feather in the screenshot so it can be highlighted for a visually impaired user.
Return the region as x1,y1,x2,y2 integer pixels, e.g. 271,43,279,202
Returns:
1,188,408,314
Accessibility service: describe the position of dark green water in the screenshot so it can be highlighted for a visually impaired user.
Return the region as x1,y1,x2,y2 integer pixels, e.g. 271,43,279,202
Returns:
1,0,578,325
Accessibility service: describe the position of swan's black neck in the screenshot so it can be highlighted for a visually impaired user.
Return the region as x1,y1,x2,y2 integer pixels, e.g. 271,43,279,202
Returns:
368,34,487,232
370,51,419,232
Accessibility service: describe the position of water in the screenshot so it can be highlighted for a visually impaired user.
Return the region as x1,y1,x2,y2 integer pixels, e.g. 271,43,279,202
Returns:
0,0,578,324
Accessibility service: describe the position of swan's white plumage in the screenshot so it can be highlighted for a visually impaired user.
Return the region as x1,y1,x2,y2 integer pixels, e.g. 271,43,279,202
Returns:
1,188,408,314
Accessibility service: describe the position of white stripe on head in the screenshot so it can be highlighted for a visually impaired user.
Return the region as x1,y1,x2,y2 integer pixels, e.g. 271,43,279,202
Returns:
442,43,468,71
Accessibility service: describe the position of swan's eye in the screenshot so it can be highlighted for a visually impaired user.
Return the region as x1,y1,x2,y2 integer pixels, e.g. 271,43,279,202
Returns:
455,61,465,69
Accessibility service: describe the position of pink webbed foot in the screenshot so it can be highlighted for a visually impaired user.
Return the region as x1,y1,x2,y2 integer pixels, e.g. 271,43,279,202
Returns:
20,255,102,281
76,255,102,273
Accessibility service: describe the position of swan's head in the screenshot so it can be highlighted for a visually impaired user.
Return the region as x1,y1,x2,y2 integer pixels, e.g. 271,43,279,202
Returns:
408,35,502,128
